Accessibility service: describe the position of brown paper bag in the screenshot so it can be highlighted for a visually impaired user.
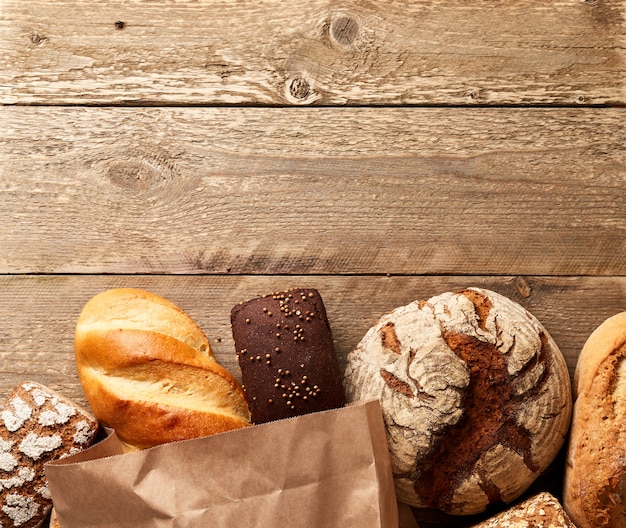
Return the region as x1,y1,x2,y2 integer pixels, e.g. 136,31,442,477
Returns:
46,399,398,528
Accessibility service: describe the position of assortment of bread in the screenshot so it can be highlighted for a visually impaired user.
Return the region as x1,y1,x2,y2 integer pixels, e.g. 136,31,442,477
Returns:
1,286,623,526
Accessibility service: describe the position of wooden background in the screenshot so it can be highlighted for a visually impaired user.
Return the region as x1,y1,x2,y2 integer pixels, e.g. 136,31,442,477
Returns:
0,0,624,525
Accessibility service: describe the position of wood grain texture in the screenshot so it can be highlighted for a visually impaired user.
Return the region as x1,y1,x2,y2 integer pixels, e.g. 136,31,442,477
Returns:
0,274,624,407
1,0,624,106
1,106,624,276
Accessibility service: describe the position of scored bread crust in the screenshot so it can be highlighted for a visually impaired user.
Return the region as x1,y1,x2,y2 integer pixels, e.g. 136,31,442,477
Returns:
74,288,250,450
563,311,626,528
75,287,214,360
344,288,572,515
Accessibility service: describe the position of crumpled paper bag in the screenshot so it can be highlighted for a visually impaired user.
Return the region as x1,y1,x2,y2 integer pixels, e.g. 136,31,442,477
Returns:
46,399,398,527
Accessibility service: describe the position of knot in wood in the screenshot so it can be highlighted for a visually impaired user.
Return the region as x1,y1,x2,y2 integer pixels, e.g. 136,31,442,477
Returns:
105,151,175,192
289,77,310,100
330,15,360,47
515,277,532,299
114,21,126,30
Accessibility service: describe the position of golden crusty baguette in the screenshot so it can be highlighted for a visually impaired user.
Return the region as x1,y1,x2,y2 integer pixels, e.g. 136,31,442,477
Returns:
563,311,626,528
74,288,250,450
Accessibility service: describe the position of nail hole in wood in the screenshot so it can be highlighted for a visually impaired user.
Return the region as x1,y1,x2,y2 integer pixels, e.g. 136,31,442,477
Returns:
31,34,47,45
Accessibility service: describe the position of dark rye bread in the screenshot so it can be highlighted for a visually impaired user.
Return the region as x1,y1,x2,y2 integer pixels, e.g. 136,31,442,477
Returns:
344,288,572,516
0,382,98,528
231,288,345,424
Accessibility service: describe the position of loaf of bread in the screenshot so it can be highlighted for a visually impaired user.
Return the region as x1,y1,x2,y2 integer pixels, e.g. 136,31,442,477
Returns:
344,288,572,516
469,492,575,527
74,288,250,450
0,382,98,528
231,288,345,423
563,311,626,528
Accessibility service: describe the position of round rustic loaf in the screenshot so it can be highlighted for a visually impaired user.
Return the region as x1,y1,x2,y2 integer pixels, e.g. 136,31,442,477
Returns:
74,288,251,450
344,287,572,516
563,311,626,528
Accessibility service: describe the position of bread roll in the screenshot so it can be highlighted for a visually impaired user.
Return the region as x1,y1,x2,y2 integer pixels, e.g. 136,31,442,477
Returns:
0,382,98,528
469,492,575,527
344,288,572,516
563,311,626,528
74,288,250,450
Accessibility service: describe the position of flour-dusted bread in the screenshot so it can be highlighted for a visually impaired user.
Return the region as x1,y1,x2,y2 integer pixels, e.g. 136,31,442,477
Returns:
344,288,572,516
469,492,575,527
74,288,251,450
0,382,98,528
563,311,626,528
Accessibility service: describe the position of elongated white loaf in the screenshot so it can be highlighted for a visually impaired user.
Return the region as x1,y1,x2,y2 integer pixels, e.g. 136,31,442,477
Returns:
74,288,251,450
0,382,98,528
344,288,572,516
563,311,626,528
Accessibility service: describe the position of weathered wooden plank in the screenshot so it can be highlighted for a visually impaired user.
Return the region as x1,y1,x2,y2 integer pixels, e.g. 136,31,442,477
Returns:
0,0,623,105
0,274,624,406
1,106,624,276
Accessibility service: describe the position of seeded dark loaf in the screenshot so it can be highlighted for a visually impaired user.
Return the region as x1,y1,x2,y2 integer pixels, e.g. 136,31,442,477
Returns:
344,288,572,516
231,288,346,424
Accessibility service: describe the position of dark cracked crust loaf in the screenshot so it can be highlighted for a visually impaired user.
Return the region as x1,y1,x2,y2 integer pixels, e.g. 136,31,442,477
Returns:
231,288,346,424
0,382,98,528
344,288,572,516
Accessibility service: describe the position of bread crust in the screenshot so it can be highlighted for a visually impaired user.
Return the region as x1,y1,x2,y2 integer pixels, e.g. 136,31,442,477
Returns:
345,288,572,515
563,311,626,528
469,492,575,527
0,382,98,528
231,288,346,423
74,288,250,450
